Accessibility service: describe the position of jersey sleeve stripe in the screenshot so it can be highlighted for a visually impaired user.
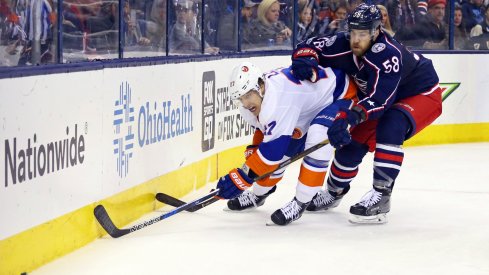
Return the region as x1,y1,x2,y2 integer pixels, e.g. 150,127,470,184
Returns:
362,57,381,98
331,68,346,101
321,50,352,58
257,135,291,163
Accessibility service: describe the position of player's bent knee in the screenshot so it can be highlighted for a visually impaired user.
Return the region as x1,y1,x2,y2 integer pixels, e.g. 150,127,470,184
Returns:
334,140,368,166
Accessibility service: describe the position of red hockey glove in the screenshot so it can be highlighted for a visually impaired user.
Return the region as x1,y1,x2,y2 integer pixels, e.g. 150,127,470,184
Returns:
291,47,319,82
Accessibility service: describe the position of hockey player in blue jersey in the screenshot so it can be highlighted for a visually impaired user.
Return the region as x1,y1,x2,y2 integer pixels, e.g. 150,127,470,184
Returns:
291,3,443,224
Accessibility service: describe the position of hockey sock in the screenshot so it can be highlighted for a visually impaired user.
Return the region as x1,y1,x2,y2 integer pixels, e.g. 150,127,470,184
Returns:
327,141,368,193
373,143,404,190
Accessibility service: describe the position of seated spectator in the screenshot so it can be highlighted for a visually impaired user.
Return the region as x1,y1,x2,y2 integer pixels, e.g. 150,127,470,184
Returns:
469,3,489,49
347,0,363,13
245,0,292,48
169,0,218,54
324,4,348,35
387,0,419,33
123,1,151,47
452,5,470,49
377,4,395,36
146,0,167,49
86,1,119,51
297,0,318,42
217,0,256,50
462,0,485,33
395,0,447,49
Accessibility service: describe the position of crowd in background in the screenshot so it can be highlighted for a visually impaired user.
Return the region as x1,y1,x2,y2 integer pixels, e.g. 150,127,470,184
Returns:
1,0,489,66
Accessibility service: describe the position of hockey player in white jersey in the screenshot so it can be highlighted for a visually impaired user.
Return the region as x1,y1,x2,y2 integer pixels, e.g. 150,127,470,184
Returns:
215,61,357,225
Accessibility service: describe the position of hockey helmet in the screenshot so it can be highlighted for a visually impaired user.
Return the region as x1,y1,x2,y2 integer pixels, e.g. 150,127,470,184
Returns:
229,62,264,100
347,4,382,33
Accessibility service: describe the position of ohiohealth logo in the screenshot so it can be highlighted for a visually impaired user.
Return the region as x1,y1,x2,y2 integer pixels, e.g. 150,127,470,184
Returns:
113,82,135,178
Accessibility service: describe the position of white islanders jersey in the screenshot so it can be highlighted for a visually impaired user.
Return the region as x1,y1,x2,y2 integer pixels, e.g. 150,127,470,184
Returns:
240,66,356,164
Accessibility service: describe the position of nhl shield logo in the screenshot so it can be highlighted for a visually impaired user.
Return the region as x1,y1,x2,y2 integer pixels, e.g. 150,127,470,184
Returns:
372,43,386,53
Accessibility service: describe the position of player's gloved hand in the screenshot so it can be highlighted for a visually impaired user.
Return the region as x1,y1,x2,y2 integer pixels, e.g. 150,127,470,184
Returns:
216,168,253,199
328,106,365,149
291,47,319,82
244,145,258,160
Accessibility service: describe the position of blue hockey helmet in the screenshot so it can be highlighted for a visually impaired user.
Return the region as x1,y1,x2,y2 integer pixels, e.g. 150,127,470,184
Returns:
347,4,382,32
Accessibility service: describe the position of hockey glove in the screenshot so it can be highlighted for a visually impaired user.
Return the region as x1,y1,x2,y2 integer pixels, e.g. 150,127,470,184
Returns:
327,106,366,149
244,145,258,160
216,168,253,199
291,47,319,82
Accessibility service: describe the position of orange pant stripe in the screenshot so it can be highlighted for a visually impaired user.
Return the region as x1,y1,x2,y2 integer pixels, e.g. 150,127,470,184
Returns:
245,152,279,178
298,164,327,187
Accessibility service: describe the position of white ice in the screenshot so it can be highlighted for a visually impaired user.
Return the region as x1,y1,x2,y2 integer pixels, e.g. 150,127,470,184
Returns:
32,143,489,275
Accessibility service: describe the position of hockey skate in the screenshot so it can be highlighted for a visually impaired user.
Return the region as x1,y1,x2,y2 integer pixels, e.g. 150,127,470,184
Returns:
306,186,349,212
227,185,276,211
349,188,391,224
268,197,309,226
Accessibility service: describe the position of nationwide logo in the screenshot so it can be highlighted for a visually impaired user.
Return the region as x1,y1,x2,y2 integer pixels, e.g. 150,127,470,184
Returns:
439,82,460,102
113,82,135,178
4,124,86,187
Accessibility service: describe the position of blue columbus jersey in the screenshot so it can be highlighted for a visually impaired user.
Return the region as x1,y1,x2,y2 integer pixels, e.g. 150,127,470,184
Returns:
299,31,439,120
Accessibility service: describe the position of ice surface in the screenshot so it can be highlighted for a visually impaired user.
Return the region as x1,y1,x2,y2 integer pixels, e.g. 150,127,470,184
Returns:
32,143,489,275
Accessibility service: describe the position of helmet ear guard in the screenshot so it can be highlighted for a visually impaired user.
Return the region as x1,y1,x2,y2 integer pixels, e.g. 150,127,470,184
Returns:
229,62,264,101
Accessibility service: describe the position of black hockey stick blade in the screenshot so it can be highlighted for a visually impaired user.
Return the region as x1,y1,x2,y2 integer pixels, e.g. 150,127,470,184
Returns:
94,189,219,238
156,193,220,212
94,205,130,238
156,139,330,211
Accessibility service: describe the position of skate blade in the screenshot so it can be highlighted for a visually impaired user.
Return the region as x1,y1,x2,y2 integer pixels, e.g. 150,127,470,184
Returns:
265,220,281,226
222,207,257,212
305,207,337,213
348,213,387,224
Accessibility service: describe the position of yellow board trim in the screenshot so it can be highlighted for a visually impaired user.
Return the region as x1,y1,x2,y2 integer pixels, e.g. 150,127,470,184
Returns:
0,155,219,275
1,123,488,275
405,123,489,146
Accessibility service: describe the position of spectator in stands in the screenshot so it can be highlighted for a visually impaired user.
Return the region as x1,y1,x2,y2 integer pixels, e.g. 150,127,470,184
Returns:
169,0,219,54
245,0,292,47
324,4,348,35
387,0,419,33
347,0,363,13
377,4,395,35
123,1,150,46
452,5,470,49
395,0,446,49
215,0,254,51
462,0,485,33
86,1,118,50
469,3,489,49
17,0,56,65
297,0,318,42
317,0,332,21
146,0,167,49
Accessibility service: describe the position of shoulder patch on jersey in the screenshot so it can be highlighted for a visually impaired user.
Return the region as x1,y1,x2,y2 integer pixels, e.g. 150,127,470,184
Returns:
325,35,337,47
371,43,386,53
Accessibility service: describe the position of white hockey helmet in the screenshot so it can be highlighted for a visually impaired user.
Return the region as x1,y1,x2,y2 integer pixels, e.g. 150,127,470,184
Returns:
229,62,264,100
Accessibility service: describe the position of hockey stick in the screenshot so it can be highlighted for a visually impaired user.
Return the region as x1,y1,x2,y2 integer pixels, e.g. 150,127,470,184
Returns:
156,138,331,211
94,189,219,238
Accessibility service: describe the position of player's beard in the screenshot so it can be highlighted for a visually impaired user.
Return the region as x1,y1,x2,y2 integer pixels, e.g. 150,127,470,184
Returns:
351,42,369,57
